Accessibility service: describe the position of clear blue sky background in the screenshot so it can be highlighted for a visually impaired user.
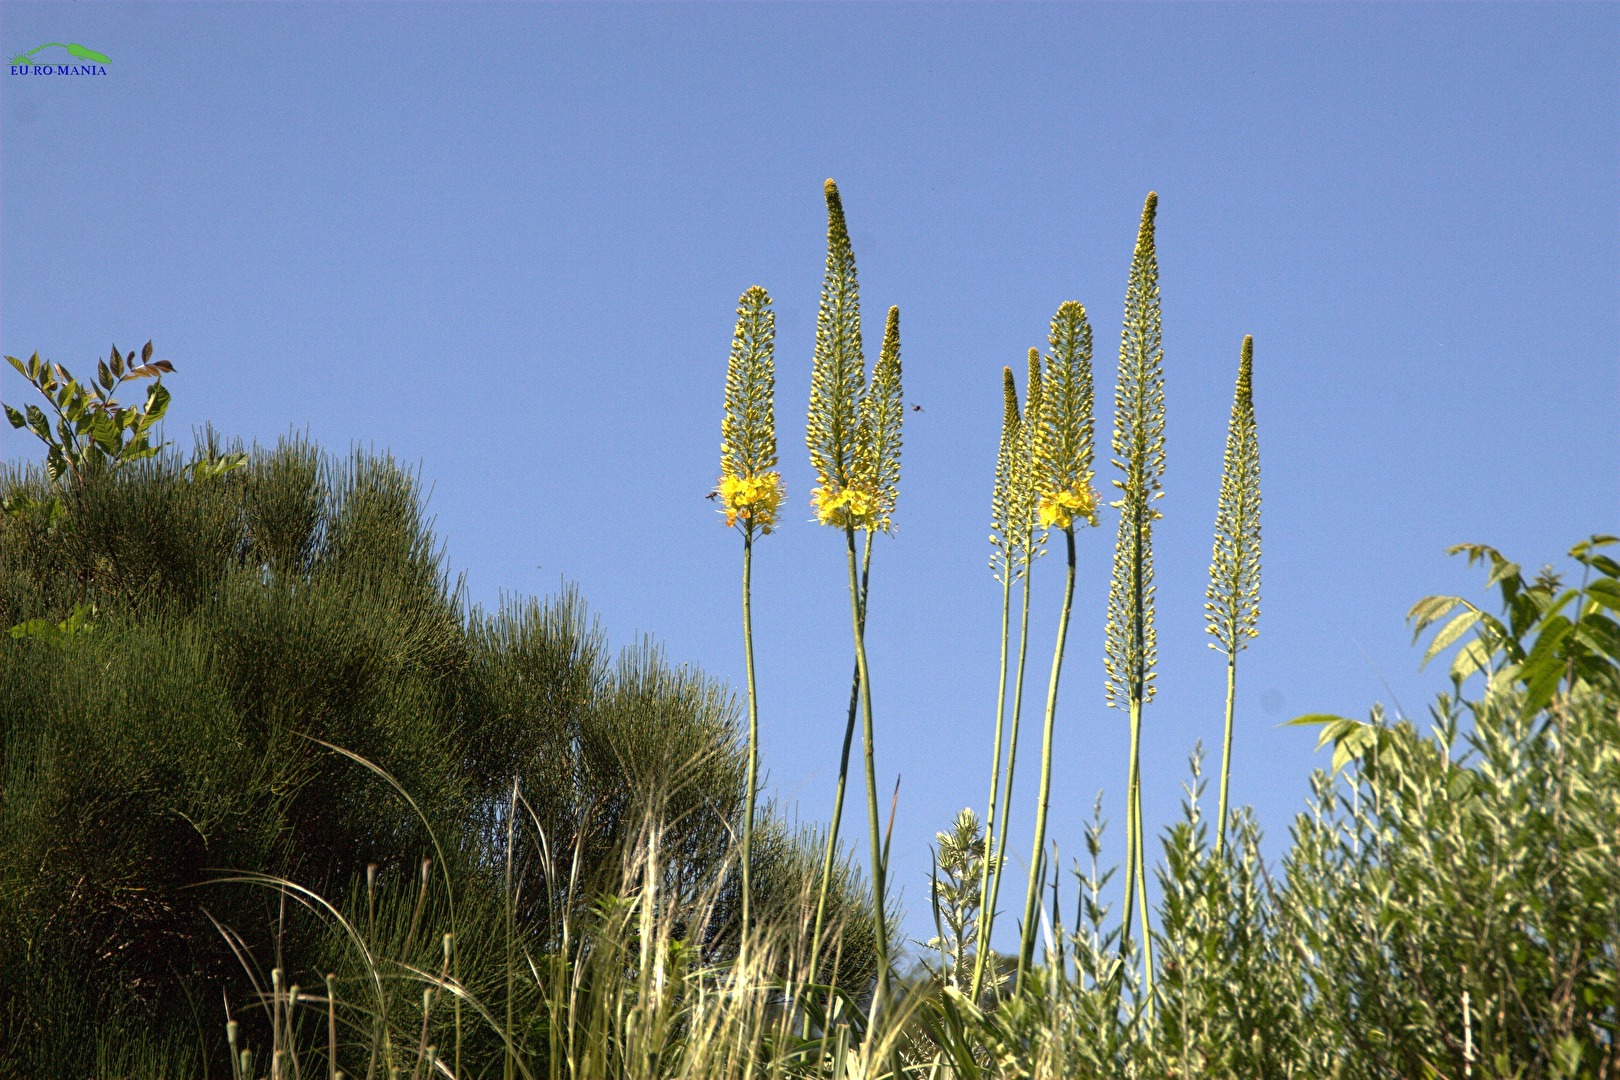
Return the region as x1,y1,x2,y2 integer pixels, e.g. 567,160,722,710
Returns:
4,3,1617,953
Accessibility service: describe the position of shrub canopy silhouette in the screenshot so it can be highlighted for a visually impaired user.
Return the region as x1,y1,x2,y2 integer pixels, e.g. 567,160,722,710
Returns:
0,434,880,1076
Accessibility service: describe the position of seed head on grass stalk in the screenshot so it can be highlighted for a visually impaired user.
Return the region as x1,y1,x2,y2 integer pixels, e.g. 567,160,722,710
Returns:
717,285,783,970
1017,301,1099,988
1105,192,1166,1000
1206,335,1260,857
805,179,901,1014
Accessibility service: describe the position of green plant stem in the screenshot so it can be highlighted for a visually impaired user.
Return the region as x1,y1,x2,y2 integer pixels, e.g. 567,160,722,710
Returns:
807,531,872,991
968,560,1014,1000
1134,744,1154,1008
1216,656,1236,857
978,543,1036,1000
740,528,760,973
1122,701,1140,951
1119,696,1156,1014
845,525,891,1013
1018,527,1076,990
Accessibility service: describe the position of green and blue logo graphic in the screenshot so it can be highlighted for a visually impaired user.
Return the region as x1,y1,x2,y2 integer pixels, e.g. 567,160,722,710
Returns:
10,42,111,75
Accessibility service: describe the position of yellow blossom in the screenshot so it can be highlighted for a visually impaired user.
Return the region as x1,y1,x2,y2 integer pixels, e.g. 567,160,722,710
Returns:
718,472,785,534
1037,485,1098,530
811,484,879,529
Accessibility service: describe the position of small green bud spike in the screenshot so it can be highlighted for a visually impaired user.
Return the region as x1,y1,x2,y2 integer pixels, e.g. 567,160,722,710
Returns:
1209,335,1260,855
1106,192,1166,710
1020,348,1048,564
807,180,866,496
721,286,779,486
857,305,904,532
1106,191,1166,1001
990,366,1022,575
1207,334,1260,657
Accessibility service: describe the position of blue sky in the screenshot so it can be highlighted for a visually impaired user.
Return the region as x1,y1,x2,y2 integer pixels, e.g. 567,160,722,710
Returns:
4,3,1616,952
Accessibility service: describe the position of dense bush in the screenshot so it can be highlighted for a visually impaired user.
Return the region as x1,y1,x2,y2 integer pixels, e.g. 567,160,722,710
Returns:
0,436,880,1077
918,537,1620,1079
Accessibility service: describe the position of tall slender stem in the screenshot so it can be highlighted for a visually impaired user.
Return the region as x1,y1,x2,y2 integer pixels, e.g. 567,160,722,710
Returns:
1018,527,1076,989
979,544,1036,999
968,561,1014,999
1122,699,1143,953
807,531,872,990
1134,745,1154,1006
846,525,890,1012
1216,657,1236,857
740,528,760,972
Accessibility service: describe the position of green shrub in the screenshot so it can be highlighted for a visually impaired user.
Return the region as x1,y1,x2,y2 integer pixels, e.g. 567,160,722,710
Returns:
0,436,878,1077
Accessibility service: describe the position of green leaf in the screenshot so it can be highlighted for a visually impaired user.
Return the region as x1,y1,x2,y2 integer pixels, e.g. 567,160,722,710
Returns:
1449,637,1493,683
1572,612,1620,666
3,403,25,429
1518,615,1573,715
1407,594,1461,634
90,413,121,455
1587,578,1620,612
144,382,171,424
8,617,55,642
1284,712,1357,729
1582,553,1620,579
24,404,52,442
1420,607,1483,669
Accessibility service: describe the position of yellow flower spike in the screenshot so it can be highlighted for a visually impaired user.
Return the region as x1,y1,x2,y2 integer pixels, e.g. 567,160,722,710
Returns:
810,483,878,529
1036,485,1099,530
1105,191,1167,1007
806,180,865,504
1015,300,1098,986
803,180,897,1012
717,285,779,975
720,286,780,539
1031,301,1097,536
720,472,785,534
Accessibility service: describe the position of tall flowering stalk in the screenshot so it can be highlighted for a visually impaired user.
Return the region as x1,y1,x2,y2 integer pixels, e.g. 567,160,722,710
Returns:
1206,335,1260,857
717,285,784,969
968,367,1021,998
971,353,1047,1000
804,180,903,1011
1017,301,1098,986
1106,193,1166,995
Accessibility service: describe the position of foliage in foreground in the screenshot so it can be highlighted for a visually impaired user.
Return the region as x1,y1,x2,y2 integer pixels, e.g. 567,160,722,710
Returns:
0,437,881,1078
7,480,1613,1077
